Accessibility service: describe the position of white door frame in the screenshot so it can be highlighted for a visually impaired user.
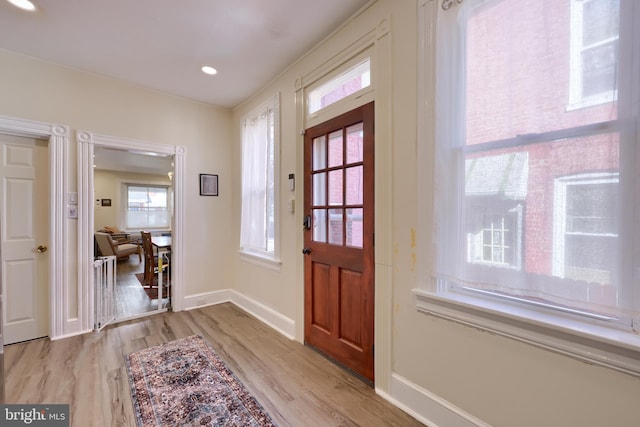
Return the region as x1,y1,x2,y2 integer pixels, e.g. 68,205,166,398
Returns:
76,131,185,327
0,114,69,340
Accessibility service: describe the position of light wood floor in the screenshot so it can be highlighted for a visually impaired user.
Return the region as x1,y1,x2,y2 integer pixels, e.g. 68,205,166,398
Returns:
114,255,169,319
5,303,425,427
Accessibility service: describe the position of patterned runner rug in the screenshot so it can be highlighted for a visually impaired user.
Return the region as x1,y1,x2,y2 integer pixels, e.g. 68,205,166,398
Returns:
125,335,277,426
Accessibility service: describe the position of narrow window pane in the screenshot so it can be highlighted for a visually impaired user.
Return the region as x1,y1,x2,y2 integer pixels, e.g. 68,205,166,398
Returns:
313,135,327,171
346,166,363,205
328,170,343,206
346,122,364,164
346,208,363,248
582,41,618,97
328,208,343,245
313,209,327,243
313,172,326,206
583,0,619,45
307,58,371,114
328,131,343,168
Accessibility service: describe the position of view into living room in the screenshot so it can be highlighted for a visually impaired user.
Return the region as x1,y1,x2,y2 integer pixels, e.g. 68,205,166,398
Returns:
93,147,174,323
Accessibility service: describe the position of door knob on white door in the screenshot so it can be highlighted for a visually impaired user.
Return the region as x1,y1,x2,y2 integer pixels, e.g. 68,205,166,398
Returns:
36,245,48,253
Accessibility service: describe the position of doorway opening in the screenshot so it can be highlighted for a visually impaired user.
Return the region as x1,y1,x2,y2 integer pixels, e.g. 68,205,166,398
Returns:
92,146,174,322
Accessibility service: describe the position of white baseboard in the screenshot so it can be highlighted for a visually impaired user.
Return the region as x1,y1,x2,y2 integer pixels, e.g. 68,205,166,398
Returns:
50,328,93,341
378,373,491,427
182,289,296,340
183,289,233,310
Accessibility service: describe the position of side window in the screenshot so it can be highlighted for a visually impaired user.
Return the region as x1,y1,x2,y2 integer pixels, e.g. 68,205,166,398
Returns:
239,94,280,259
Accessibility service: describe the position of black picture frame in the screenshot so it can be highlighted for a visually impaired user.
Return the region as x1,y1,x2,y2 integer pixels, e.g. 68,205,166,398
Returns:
101,198,112,206
200,174,218,196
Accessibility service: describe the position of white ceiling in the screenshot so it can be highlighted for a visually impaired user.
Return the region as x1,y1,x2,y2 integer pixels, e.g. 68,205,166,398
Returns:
0,0,371,109
94,146,173,175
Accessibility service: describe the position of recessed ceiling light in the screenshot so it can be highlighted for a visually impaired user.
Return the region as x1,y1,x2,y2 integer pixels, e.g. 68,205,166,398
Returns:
6,0,37,11
201,66,218,76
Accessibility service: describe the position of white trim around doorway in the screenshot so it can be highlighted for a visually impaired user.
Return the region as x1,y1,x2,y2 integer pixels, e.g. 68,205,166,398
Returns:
77,130,186,329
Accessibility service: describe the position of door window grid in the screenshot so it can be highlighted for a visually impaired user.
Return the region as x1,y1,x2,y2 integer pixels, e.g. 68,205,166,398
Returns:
311,123,365,248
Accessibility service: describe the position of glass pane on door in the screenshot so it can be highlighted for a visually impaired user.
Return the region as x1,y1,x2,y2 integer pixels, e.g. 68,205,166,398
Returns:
313,172,326,205
313,209,327,243
346,166,363,205
313,136,327,170
346,123,364,164
328,208,344,245
328,131,343,167
346,208,364,248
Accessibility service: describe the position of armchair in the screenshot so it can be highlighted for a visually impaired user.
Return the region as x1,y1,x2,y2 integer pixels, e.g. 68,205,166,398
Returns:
95,232,141,261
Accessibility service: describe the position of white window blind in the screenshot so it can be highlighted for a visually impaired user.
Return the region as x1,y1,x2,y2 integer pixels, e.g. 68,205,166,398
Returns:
430,0,638,332
126,185,170,229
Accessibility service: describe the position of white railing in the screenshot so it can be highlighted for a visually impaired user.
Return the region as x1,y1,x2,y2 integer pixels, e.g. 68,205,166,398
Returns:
94,256,116,331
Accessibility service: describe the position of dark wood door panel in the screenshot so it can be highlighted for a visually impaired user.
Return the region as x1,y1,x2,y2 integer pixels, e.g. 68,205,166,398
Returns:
304,101,375,382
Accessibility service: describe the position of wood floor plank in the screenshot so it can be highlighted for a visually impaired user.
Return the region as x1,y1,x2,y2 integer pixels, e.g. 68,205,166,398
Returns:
5,303,425,427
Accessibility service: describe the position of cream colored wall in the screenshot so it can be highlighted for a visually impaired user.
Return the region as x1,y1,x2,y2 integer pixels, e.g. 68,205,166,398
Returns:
0,48,234,298
231,1,640,426
94,170,171,232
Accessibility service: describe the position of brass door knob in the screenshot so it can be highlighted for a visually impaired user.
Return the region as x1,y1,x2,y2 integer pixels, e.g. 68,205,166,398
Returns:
36,245,48,253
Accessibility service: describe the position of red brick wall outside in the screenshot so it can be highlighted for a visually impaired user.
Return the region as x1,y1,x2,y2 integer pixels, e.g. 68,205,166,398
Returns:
465,0,620,304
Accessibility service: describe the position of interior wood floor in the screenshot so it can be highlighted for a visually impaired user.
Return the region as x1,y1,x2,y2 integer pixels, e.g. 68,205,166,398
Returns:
114,255,154,319
115,254,169,319
5,303,425,427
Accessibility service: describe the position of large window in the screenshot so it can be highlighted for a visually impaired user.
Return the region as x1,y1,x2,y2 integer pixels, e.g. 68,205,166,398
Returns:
418,0,639,374
240,94,280,260
126,185,170,229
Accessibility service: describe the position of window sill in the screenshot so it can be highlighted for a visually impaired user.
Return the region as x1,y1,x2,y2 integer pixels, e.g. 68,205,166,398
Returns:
238,250,282,272
413,288,640,377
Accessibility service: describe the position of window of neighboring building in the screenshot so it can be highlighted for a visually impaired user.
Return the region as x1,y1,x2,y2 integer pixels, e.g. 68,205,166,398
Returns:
553,173,619,285
240,94,280,261
569,0,620,108
416,0,639,374
126,185,170,229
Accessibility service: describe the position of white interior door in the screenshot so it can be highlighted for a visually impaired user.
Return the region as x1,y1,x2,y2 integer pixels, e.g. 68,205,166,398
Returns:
1,134,49,344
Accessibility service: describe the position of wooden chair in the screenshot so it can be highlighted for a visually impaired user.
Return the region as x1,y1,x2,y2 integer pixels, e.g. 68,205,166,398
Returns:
95,232,141,261
140,231,170,297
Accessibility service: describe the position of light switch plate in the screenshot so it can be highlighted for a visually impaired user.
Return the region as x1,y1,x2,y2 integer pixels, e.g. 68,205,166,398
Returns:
68,206,78,219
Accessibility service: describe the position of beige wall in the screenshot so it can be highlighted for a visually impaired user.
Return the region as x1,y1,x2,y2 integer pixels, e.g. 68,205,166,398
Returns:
0,48,234,297
1,0,639,425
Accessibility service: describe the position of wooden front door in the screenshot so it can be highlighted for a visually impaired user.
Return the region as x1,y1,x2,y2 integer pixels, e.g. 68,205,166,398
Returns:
303,102,374,381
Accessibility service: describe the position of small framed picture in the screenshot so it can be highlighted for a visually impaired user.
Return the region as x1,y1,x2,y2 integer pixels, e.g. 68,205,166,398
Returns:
200,174,218,196
101,198,112,206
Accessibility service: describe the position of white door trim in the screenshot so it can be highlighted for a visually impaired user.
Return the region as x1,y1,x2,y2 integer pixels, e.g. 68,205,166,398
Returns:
0,114,69,340
76,131,185,327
